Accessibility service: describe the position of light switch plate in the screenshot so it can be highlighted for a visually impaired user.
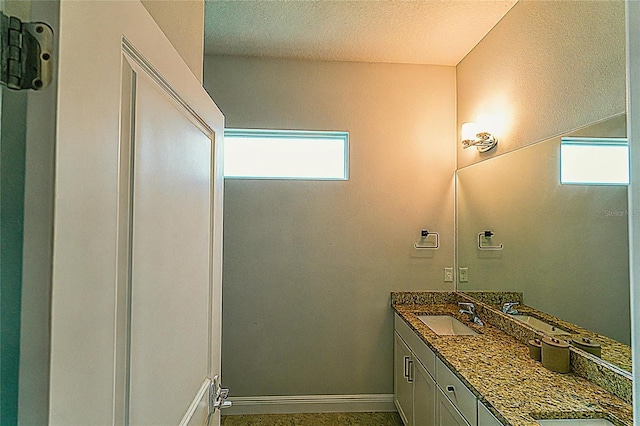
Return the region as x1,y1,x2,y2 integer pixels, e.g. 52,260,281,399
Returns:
444,267,454,282
459,267,469,283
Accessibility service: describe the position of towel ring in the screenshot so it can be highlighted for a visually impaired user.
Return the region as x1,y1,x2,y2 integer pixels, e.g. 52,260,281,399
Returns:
414,230,439,249
478,230,503,250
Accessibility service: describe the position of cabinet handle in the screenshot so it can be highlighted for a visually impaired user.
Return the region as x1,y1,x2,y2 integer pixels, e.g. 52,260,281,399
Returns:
408,360,414,383
446,385,455,394
404,356,410,378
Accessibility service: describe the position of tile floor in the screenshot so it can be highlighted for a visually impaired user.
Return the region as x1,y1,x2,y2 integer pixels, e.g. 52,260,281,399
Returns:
221,412,403,425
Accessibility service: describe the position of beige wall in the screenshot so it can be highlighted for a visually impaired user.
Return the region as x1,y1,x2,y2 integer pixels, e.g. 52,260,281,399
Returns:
457,0,625,168
204,56,455,398
142,0,204,82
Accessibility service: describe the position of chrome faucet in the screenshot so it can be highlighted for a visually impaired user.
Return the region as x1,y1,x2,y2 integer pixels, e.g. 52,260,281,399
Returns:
458,302,484,326
502,302,519,315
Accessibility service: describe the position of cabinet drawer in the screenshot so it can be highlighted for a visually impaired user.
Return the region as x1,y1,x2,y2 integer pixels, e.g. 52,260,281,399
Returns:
436,358,478,426
394,314,436,376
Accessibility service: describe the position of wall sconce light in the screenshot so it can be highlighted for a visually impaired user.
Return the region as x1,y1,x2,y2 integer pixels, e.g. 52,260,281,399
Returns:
461,114,499,153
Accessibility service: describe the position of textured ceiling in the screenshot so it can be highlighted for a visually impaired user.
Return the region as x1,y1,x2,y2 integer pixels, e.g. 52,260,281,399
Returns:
204,0,518,66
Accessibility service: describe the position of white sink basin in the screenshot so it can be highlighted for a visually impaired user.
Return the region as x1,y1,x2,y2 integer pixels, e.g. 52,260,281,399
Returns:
512,315,570,336
417,315,478,336
537,419,614,426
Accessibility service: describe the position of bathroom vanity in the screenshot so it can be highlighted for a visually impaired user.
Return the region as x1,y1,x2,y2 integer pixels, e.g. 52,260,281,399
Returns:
392,292,633,426
395,309,501,426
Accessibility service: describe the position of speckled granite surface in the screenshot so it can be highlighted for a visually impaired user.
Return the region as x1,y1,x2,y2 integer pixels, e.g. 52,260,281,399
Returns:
392,293,633,426
460,291,524,307
461,295,633,404
391,291,459,305
468,294,632,374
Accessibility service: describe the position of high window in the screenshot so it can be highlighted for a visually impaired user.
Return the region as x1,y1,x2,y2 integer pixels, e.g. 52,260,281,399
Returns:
224,129,349,180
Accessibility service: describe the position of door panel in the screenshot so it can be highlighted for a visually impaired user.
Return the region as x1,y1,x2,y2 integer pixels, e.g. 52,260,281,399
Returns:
50,2,225,424
394,333,413,426
413,360,436,426
129,65,213,425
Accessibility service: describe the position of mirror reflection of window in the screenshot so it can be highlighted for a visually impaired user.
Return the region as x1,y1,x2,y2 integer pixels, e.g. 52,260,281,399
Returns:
560,137,629,185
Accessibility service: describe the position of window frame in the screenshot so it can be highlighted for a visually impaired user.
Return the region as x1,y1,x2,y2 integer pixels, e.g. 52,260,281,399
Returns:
223,128,350,180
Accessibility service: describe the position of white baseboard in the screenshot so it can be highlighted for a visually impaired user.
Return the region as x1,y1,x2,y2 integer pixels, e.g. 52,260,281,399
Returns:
222,394,396,416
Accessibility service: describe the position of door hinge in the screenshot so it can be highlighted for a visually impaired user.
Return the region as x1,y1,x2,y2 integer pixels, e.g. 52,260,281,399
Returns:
1,12,53,90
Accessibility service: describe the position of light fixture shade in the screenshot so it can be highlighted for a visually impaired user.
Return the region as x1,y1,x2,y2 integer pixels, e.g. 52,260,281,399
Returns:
461,117,499,152
476,114,495,134
461,122,478,141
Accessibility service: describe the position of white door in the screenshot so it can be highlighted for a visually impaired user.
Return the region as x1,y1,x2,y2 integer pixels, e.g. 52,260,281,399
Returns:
48,2,225,425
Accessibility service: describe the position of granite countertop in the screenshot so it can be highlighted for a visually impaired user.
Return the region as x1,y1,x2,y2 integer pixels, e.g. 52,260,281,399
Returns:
462,291,632,374
392,299,633,426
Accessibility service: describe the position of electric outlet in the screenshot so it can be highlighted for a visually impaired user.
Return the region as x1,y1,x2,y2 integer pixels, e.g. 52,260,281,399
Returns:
459,267,469,283
444,267,454,282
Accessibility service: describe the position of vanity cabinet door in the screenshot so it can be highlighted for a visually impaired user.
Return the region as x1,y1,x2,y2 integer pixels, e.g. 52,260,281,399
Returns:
395,332,414,425
478,401,502,426
413,360,436,426
436,387,471,426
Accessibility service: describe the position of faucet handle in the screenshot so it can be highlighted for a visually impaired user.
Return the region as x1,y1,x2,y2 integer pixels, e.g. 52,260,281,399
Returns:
502,302,519,313
458,302,475,312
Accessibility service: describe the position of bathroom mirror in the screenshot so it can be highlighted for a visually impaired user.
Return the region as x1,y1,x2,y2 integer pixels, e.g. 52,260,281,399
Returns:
456,114,631,373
